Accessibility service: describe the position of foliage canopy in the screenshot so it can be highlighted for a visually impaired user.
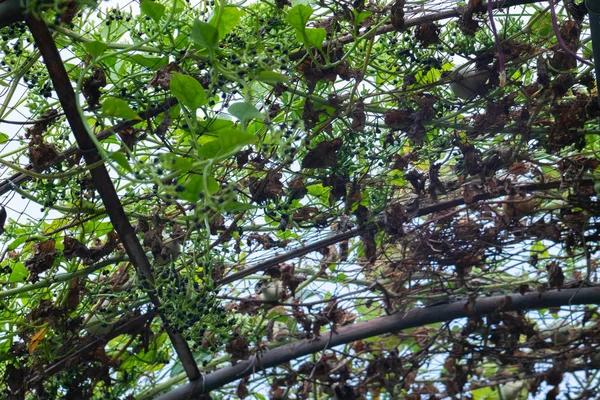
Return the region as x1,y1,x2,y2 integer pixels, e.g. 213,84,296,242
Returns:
0,0,600,399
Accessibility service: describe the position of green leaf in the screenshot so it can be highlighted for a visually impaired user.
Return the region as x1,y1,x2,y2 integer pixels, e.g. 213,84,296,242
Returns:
198,129,256,159
197,118,236,134
210,6,242,40
527,10,553,37
109,152,132,172
228,102,263,129
257,71,290,85
222,200,256,212
7,236,27,251
140,0,165,22
102,98,141,120
191,19,219,50
173,0,186,14
83,41,107,58
530,241,549,259
306,183,329,197
158,153,194,171
169,105,181,119
177,174,219,202
471,386,499,400
286,4,313,32
287,4,322,46
9,262,27,282
353,10,372,25
0,133,8,144
304,27,326,47
170,72,207,111
128,54,169,70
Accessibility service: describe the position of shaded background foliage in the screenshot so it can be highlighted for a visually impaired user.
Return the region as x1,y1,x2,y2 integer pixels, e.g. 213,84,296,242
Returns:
0,0,599,399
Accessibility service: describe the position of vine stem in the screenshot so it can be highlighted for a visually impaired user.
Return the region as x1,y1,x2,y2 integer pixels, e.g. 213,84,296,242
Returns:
487,0,505,86
548,0,593,67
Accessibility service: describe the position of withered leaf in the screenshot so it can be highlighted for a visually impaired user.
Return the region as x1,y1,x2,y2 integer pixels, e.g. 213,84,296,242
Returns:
63,236,91,260
460,141,481,175
406,169,426,194
459,0,482,35
552,73,575,98
66,277,80,312
351,99,366,131
249,171,283,203
545,367,563,386
236,149,251,169
237,299,262,315
473,98,512,133
209,213,225,234
156,110,172,138
443,357,456,375
29,142,59,171
292,206,319,223
416,22,440,47
384,109,413,130
537,55,550,86
407,122,426,146
463,294,477,316
110,263,131,291
288,176,307,200
322,174,347,205
25,240,59,282
82,67,107,108
269,385,285,400
85,231,119,264
346,188,362,212
5,363,25,393
298,60,337,93
301,138,343,169
225,333,250,364
268,102,281,119
0,206,6,234
508,161,528,175
462,185,475,204
384,202,407,237
150,62,183,91
390,0,405,32
118,127,138,152
302,98,319,130
361,233,377,263
550,21,580,72
237,378,249,399
546,262,565,288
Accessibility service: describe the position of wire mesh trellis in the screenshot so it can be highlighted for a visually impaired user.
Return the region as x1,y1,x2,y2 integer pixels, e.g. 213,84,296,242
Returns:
1,0,600,399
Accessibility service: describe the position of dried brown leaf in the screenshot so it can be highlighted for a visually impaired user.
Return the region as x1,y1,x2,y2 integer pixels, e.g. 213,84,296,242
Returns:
301,138,343,169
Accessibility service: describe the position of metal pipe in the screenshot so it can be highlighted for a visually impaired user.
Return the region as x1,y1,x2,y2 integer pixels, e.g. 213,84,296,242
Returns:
152,287,600,400
587,0,600,103
0,0,24,29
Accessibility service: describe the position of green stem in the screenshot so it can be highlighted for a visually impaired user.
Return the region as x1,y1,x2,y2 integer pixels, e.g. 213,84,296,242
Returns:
0,257,122,299
0,53,42,119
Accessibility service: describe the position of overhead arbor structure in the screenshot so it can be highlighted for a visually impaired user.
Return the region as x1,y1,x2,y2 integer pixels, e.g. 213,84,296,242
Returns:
1,0,600,399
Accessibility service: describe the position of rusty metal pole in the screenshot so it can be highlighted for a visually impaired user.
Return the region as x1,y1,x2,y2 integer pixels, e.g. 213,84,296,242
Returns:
587,0,600,104
0,0,23,29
